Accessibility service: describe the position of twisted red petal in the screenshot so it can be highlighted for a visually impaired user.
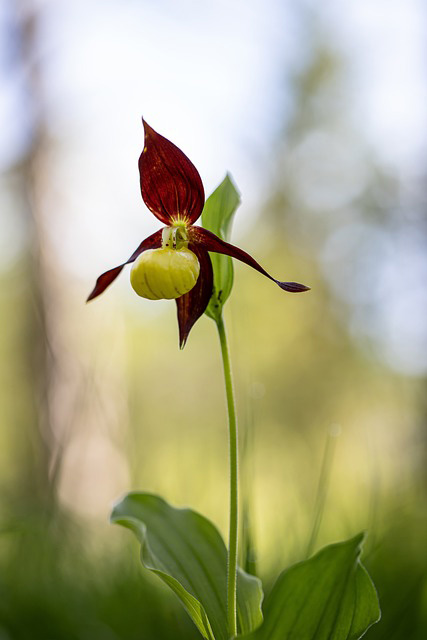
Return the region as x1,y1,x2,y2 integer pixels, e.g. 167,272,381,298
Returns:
139,120,205,225
176,244,213,348
190,226,310,293
86,229,163,301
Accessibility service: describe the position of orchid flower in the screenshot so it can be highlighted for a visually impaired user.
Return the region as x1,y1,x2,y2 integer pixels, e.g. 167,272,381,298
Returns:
87,120,309,347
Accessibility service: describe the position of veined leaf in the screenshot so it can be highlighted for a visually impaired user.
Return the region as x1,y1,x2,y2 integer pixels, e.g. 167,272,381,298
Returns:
111,492,263,640
202,174,241,321
245,533,380,640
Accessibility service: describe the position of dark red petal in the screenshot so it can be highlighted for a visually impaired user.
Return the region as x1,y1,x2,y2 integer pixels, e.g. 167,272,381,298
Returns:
190,226,310,293
176,245,213,349
139,120,205,225
86,229,163,302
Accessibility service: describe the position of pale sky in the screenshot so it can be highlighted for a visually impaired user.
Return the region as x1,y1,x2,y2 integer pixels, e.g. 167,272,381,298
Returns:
0,0,426,374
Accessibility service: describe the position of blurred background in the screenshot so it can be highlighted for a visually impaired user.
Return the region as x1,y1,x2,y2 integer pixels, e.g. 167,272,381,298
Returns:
1,0,426,638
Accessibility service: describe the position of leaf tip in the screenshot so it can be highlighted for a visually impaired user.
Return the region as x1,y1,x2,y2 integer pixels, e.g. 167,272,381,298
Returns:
224,171,241,200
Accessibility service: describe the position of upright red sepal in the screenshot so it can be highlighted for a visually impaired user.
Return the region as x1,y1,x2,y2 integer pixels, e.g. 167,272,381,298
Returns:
139,120,205,225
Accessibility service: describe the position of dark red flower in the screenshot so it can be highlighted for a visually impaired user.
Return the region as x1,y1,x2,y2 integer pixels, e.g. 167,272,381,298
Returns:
87,120,309,347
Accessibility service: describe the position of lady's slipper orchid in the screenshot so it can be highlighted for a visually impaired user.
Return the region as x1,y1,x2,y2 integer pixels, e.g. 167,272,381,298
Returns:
87,120,309,347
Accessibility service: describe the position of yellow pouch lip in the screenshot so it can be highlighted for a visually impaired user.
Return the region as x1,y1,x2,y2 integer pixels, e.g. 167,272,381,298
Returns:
130,247,200,300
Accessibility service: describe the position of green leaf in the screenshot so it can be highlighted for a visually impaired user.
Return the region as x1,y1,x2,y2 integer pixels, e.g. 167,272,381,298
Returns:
111,492,263,640
246,533,380,640
201,174,241,322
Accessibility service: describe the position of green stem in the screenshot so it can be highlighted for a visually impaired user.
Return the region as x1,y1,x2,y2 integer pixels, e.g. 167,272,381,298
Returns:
217,315,238,638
